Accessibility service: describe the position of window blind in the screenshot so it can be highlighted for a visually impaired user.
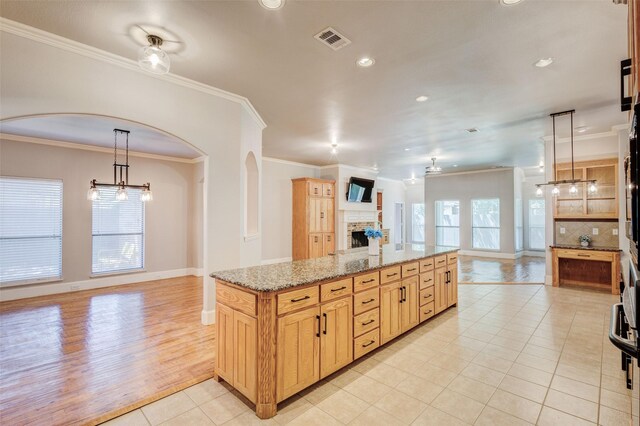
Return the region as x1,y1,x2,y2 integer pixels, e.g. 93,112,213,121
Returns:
92,187,144,274
0,177,63,285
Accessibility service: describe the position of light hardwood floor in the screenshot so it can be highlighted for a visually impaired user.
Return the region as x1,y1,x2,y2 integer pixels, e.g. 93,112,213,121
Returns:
458,255,546,284
0,276,214,426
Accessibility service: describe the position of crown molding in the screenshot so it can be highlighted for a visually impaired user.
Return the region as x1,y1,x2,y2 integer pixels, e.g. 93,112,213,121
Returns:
0,132,204,164
0,17,266,130
426,167,514,178
541,124,627,143
262,156,320,169
320,163,380,175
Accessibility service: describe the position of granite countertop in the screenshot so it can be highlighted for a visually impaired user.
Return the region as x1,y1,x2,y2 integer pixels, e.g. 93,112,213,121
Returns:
550,244,621,252
210,244,458,292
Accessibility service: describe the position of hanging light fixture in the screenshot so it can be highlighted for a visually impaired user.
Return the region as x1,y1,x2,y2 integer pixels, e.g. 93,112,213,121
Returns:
425,157,443,175
138,34,170,75
87,129,152,202
535,186,543,197
535,110,596,196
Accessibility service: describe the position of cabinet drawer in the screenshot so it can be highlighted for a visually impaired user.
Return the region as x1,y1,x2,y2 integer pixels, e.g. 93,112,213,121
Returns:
354,328,379,359
402,262,419,277
321,278,352,302
353,288,379,315
354,308,379,337
419,286,434,306
419,271,435,290
434,255,447,269
380,265,401,284
556,249,614,262
447,253,458,265
308,181,322,197
277,286,319,315
419,301,435,322
354,271,379,292
216,282,256,317
420,257,435,272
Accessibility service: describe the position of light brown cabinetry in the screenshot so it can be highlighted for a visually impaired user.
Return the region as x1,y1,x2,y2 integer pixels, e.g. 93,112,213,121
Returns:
553,159,618,219
434,254,458,314
551,247,621,295
320,298,353,378
434,267,447,314
400,276,419,332
292,178,336,260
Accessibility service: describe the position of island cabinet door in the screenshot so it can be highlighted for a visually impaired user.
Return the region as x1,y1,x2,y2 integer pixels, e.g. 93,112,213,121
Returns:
320,298,353,378
380,282,402,344
447,264,458,307
216,303,235,383
434,267,448,314
400,276,419,332
276,306,320,402
233,311,257,403
308,234,324,259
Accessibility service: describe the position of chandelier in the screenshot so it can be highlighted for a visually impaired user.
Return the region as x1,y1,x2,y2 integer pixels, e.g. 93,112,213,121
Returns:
536,109,597,197
87,129,152,202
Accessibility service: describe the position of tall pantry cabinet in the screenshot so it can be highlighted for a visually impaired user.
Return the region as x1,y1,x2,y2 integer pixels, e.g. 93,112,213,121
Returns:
292,178,336,260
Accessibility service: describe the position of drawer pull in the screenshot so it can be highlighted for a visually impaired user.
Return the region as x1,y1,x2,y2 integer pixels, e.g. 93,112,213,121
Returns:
386,272,398,277
362,279,376,284
577,254,590,257
424,309,432,314
437,260,445,264
362,319,375,326
362,298,376,304
407,268,417,272
423,278,432,282
362,340,376,348
320,212,325,219
330,286,347,292
424,293,432,298
291,295,311,303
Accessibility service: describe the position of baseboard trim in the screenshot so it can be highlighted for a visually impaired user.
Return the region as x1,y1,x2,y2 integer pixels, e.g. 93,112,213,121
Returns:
523,251,545,258
188,267,204,277
458,250,518,260
261,257,293,265
0,268,197,301
201,308,216,325
545,274,553,286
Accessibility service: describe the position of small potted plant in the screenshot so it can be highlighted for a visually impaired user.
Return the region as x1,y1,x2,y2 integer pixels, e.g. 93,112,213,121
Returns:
364,227,384,256
578,234,592,248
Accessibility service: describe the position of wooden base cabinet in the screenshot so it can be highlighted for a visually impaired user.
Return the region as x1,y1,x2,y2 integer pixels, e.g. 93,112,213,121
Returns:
400,276,419,332
434,255,458,314
434,266,448,314
320,298,353,378
380,281,402,344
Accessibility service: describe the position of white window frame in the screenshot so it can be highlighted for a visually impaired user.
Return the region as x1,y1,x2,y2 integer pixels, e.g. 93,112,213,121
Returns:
435,200,460,247
91,187,145,276
528,199,546,251
471,198,501,250
0,176,63,286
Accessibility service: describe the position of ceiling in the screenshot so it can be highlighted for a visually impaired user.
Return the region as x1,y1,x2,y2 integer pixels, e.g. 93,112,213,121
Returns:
0,0,629,179
1,115,202,159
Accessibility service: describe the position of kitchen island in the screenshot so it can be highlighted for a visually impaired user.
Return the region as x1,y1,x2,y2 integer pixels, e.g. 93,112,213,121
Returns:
210,244,459,418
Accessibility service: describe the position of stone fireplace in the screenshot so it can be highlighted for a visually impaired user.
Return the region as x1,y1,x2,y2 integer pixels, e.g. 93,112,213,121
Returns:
347,221,376,249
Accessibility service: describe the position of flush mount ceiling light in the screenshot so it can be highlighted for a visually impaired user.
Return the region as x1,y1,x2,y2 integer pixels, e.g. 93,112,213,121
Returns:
259,0,285,10
534,58,554,68
425,157,443,176
416,95,429,102
87,129,152,202
138,34,170,75
330,141,338,155
535,110,597,197
356,57,375,67
500,0,524,4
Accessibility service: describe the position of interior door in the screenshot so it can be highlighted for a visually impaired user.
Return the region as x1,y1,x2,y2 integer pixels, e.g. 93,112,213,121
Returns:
447,265,458,307
401,276,419,332
434,267,448,314
320,297,353,378
380,281,402,344
276,306,320,402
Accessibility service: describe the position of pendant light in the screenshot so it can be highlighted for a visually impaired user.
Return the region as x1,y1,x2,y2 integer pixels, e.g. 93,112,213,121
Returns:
138,35,170,75
87,129,152,202
535,110,597,195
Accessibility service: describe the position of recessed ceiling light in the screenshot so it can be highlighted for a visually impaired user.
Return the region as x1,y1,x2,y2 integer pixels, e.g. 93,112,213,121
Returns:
453,164,458,168
259,0,285,10
500,0,523,5
576,126,588,133
356,57,375,67
416,95,429,102
404,148,411,151
534,58,554,68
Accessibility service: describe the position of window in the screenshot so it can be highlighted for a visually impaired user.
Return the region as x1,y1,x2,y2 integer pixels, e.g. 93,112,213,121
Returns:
515,199,523,251
92,187,144,275
528,199,546,250
435,200,460,246
472,198,500,250
411,203,425,243
0,177,62,285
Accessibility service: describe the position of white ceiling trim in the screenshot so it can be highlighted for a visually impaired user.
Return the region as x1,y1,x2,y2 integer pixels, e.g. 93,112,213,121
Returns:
262,156,320,169
425,167,514,178
541,125,627,143
0,132,205,164
0,17,267,130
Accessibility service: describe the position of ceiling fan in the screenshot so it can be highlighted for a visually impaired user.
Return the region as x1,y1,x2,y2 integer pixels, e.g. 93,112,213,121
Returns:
425,157,443,176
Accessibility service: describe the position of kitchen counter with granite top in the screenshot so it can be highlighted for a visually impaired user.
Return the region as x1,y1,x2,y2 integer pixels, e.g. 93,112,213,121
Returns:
550,244,621,252
210,244,458,292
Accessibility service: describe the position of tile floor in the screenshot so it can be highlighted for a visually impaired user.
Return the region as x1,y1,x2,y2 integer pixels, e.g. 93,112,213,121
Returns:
102,284,637,426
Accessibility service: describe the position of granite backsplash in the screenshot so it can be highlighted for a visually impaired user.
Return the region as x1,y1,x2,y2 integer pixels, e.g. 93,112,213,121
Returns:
554,221,619,248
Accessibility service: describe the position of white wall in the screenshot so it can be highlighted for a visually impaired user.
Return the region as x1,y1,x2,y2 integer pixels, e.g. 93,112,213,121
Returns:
424,168,517,257
375,178,406,245
261,158,319,262
0,138,203,300
0,22,264,322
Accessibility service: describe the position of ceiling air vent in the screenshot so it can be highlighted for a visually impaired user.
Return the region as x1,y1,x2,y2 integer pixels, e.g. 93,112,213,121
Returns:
466,128,479,133
314,27,352,51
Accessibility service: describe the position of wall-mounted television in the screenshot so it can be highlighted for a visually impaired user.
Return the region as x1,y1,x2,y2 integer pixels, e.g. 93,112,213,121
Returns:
346,177,375,203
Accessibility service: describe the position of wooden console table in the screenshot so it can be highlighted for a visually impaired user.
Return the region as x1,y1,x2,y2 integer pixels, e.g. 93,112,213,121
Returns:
551,247,621,295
